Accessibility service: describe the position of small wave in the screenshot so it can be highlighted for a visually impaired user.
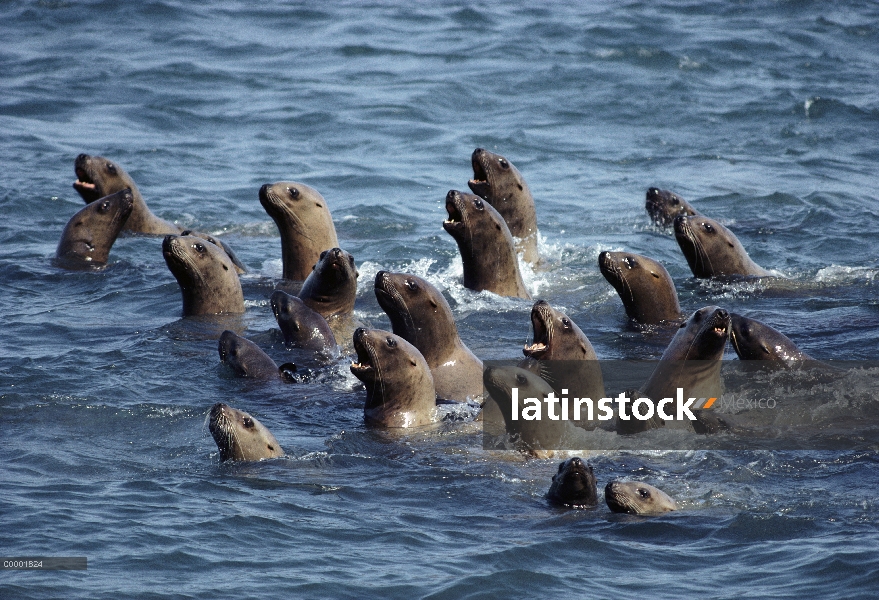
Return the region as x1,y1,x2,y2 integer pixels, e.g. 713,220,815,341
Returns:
815,265,879,284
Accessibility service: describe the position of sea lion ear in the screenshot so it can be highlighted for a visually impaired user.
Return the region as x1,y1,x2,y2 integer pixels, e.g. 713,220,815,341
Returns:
410,358,417,367
429,298,438,308
651,271,661,278
728,241,735,248
355,269,360,278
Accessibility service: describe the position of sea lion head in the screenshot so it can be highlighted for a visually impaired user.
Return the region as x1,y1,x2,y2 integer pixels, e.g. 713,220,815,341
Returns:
73,154,138,204
258,181,334,236
350,328,436,428
443,189,487,243
298,247,358,318
217,330,282,379
56,188,134,267
180,229,246,274
664,305,730,361
162,234,244,316
605,480,677,515
645,187,697,228
598,251,681,324
673,214,768,278
482,365,565,452
270,289,337,351
468,147,530,205
258,181,339,281
374,271,457,359
547,457,598,508
208,402,284,462
729,313,811,365
523,300,595,361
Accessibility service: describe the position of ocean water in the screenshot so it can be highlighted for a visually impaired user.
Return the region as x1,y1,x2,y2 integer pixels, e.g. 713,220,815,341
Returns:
2,1,879,598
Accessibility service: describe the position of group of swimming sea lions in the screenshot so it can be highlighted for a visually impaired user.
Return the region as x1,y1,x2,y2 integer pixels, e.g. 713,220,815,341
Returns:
56,148,815,515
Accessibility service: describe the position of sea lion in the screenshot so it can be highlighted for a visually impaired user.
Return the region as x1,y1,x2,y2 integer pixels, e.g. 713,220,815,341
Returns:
619,306,730,435
468,148,539,263
673,215,772,278
162,234,245,316
520,300,605,427
605,481,677,515
443,189,531,300
180,229,246,275
218,330,296,381
55,188,133,268
482,365,571,454
270,290,338,354
374,270,482,402
208,402,285,462
297,247,358,319
350,328,437,428
645,187,699,228
598,251,682,325
72,153,182,235
730,313,814,366
259,181,339,282
547,457,598,508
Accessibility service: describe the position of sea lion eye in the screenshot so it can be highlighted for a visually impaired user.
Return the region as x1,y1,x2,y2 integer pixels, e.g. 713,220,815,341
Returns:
638,488,650,499
473,199,484,210
561,318,571,328
624,257,636,268
405,279,418,291
703,223,715,233
194,243,206,253
516,373,527,385
386,337,397,348
243,417,254,429
319,250,328,259
498,158,509,169
287,187,299,199
671,197,679,205
100,200,111,212
106,162,117,175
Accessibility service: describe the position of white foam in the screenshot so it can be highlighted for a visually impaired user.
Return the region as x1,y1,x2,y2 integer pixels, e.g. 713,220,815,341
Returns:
815,264,878,283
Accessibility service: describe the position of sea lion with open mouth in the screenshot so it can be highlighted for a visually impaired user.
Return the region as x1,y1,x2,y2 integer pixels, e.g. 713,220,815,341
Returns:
520,300,605,428
72,153,182,235
468,148,539,264
443,189,531,300
259,181,339,282
618,306,731,435
673,215,772,278
350,328,437,428
547,457,598,508
162,234,245,316
55,188,133,269
374,270,482,402
605,480,677,515
598,251,682,325
645,187,699,228
208,402,285,462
